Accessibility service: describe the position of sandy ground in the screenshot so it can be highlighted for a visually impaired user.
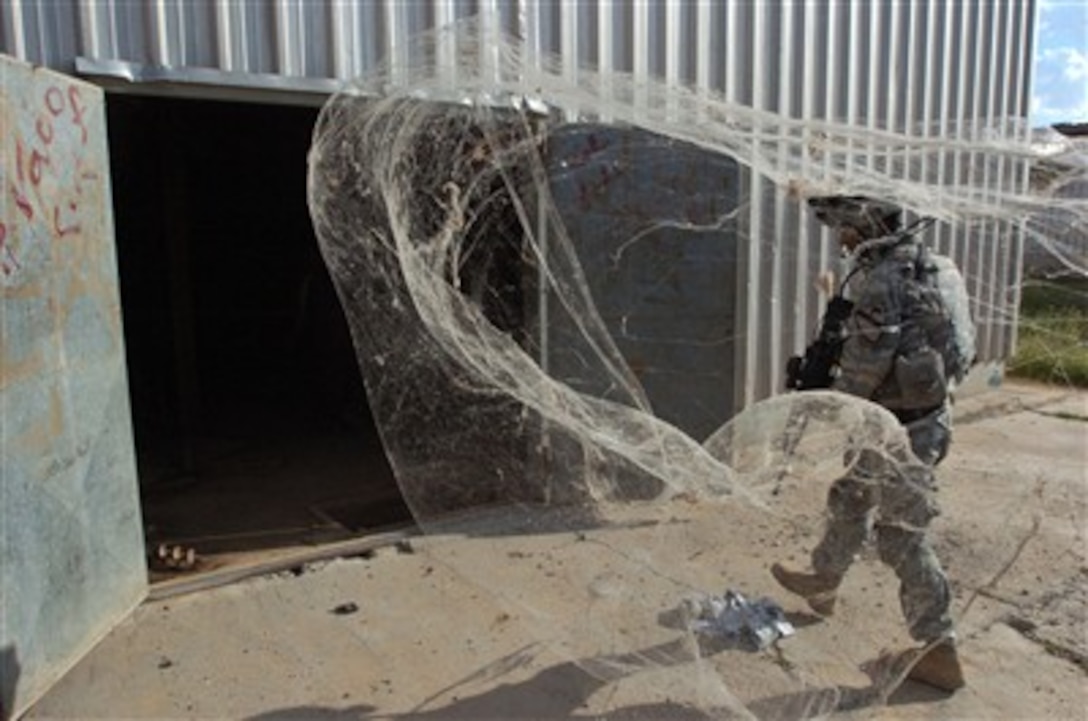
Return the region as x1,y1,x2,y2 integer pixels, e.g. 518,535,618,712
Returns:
24,381,1088,720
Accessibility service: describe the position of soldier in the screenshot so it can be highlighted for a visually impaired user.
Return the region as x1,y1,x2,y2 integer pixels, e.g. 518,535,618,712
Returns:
772,195,976,692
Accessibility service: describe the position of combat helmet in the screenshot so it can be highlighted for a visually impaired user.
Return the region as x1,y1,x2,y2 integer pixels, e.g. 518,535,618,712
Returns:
808,195,903,239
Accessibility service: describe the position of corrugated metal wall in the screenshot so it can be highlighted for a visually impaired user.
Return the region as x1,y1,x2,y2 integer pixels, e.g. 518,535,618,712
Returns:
1,0,1037,407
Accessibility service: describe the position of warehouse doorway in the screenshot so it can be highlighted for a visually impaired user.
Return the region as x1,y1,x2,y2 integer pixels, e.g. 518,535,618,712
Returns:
106,95,412,583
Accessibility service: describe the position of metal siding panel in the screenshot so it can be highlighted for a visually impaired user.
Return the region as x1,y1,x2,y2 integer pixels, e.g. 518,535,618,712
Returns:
962,2,985,338
325,0,345,79
296,0,317,76
1019,0,1038,122
987,1,1006,124
728,0,757,403
493,0,520,41
148,0,169,65
617,1,635,74
775,1,799,362
169,0,188,66
226,0,249,71
846,0,862,125
933,0,956,255
817,1,834,272
710,2,727,94
477,0,500,84
1,1,29,58
693,2,710,91
358,1,381,78
1008,0,1037,356
213,0,233,71
596,0,613,76
904,1,921,132
991,2,1018,359
949,1,970,271
77,0,104,60
665,0,681,90
997,4,1018,361
577,1,597,69
55,3,82,70
980,1,1001,360
724,2,738,103
647,0,666,81
828,0,848,123
632,0,648,100
247,1,274,74
796,0,820,379
752,2,776,400
432,0,456,86
110,1,145,65
674,0,693,88
560,0,577,84
272,0,294,76
543,0,561,56
916,1,934,185
864,0,882,179
182,0,216,68
886,0,904,133
383,0,407,85
9,0,41,64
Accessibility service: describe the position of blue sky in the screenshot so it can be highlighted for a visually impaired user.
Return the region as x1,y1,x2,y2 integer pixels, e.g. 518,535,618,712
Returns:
1033,0,1088,126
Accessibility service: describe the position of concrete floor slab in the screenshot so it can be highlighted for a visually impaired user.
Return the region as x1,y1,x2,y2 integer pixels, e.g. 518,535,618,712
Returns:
25,382,1088,720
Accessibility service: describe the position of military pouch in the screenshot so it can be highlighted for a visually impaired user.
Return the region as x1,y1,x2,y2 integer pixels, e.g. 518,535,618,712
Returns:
893,347,947,409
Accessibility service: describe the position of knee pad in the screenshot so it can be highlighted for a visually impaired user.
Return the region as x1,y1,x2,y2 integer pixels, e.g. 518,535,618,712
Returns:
827,477,878,519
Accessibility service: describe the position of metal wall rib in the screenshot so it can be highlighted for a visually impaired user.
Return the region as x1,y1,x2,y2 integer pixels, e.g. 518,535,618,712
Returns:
0,0,1037,406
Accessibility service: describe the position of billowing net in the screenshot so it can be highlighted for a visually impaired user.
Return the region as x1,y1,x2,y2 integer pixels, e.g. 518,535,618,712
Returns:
307,20,1086,719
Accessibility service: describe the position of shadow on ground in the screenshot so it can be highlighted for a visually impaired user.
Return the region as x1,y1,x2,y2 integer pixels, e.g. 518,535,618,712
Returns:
245,636,952,721
1,645,20,721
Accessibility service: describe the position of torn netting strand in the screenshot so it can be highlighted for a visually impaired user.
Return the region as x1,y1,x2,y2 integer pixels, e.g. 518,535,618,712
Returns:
307,19,1086,720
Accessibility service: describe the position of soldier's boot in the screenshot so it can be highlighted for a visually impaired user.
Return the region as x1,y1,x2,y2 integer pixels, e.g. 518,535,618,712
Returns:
770,562,840,616
906,640,965,692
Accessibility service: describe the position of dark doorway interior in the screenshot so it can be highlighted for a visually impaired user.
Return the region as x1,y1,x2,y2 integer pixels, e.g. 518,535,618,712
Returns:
106,95,410,578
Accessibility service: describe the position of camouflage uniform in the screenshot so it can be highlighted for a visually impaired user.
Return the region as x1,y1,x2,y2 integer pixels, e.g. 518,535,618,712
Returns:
811,234,961,643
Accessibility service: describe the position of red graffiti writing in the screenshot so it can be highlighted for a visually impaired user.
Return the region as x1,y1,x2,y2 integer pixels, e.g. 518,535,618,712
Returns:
69,86,88,145
11,172,34,222
44,86,65,115
36,116,54,145
28,147,48,186
54,202,82,238
0,223,22,277
3,82,94,279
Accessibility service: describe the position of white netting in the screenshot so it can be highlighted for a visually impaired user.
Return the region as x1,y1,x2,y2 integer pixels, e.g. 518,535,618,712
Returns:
307,20,1087,719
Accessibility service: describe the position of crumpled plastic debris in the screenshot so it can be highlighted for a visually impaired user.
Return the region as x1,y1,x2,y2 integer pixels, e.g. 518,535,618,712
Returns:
681,589,795,651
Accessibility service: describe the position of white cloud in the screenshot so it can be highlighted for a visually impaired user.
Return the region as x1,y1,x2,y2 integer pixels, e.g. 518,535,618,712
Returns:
1033,95,1088,127
1033,44,1088,126
1042,47,1088,82
1062,48,1088,82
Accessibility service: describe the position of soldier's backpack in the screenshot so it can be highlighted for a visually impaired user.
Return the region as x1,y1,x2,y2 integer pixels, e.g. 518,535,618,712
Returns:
899,244,977,404
925,250,977,385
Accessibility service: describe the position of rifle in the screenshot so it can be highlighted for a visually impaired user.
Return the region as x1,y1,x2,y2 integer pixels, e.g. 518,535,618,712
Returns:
774,294,853,495
785,295,854,391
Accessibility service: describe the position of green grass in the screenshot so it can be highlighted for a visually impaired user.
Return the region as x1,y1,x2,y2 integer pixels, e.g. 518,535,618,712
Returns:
1018,278,1088,315
1008,279,1088,387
